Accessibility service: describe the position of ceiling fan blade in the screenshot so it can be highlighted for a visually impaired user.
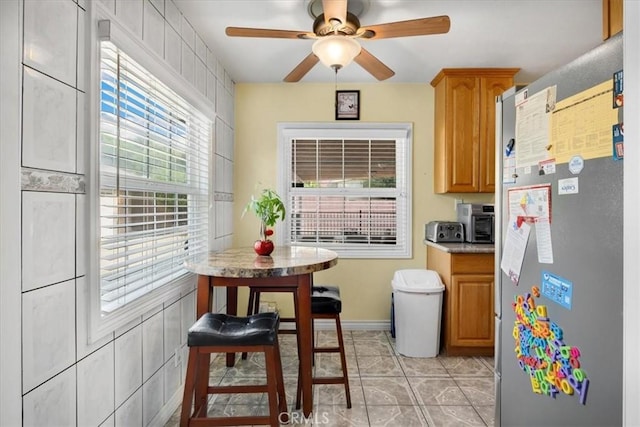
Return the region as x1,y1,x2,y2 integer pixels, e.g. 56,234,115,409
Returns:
359,15,451,39
322,0,347,26
354,48,395,81
226,27,312,39
284,53,320,82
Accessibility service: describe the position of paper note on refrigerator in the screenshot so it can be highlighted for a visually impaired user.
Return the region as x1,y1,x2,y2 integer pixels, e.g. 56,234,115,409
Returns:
501,216,531,285
535,217,554,264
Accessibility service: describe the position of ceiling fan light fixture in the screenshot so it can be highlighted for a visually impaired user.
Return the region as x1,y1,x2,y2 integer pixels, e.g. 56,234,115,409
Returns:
312,35,361,71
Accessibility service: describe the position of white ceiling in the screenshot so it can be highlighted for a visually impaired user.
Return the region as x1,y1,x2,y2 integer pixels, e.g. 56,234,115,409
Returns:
173,0,604,85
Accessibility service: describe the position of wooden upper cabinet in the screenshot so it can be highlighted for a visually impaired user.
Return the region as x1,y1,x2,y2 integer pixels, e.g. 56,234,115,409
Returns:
602,0,623,40
431,68,519,193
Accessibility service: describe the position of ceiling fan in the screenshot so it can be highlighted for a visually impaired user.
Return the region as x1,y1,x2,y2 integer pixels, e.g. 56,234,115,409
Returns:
225,0,450,82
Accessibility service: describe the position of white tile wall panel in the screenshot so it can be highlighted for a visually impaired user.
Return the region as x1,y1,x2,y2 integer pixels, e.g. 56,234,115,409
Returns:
76,91,86,174
215,118,224,156
215,200,224,238
22,279,75,392
77,6,86,92
195,34,206,62
77,342,115,427
216,58,224,81
216,80,225,122
180,291,196,346
163,301,181,363
76,195,86,276
149,0,164,16
225,70,233,91
22,366,76,427
195,57,206,96
115,316,142,339
207,70,216,107
163,357,181,403
224,124,234,161
115,388,143,427
207,48,216,73
224,200,234,237
23,0,77,87
143,0,165,59
181,42,195,86
142,368,164,425
210,237,223,253
142,311,164,381
115,325,142,407
115,0,143,38
215,154,224,193
77,0,87,11
224,158,234,194
76,276,113,360
164,0,181,32
180,15,195,49
98,0,116,14
22,192,75,291
22,68,77,173
164,22,181,73
99,414,115,427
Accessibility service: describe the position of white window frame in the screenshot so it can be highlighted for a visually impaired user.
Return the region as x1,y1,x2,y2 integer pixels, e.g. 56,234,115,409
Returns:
87,7,215,342
277,122,412,259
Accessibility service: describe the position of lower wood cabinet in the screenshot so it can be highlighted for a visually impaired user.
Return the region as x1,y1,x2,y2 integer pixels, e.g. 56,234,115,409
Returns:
426,245,495,356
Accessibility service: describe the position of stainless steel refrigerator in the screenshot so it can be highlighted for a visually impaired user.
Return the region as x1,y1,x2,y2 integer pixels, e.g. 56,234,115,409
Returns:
495,33,623,426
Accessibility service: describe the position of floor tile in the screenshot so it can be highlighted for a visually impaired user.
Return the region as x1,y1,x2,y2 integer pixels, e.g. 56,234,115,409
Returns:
398,355,449,377
455,377,496,406
361,376,417,406
356,355,404,377
408,377,471,406
166,330,496,427
440,356,494,377
367,404,428,426
421,405,487,426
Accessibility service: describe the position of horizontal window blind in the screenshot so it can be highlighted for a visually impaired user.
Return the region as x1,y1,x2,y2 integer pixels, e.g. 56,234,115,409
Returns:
287,137,408,257
99,41,210,313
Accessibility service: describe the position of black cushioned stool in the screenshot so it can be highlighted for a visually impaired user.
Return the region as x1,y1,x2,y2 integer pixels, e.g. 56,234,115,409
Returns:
180,312,287,427
295,285,351,409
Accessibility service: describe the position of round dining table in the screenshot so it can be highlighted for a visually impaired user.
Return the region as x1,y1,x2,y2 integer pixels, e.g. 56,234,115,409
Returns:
184,245,338,417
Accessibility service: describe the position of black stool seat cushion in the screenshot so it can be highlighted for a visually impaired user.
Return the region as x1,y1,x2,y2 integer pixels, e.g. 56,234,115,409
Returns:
188,312,280,347
311,286,342,314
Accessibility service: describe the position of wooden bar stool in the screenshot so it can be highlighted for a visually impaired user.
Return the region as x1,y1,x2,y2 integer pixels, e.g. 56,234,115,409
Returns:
180,312,288,427
242,286,299,360
297,286,351,409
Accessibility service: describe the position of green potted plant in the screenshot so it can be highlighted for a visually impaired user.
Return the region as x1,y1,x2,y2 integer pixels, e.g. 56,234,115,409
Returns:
243,188,286,256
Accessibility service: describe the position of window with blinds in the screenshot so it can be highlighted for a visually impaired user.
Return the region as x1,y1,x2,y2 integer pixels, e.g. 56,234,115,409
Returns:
99,41,210,313
280,124,411,259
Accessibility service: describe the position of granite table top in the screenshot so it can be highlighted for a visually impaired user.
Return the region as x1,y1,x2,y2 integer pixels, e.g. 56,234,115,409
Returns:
184,246,338,278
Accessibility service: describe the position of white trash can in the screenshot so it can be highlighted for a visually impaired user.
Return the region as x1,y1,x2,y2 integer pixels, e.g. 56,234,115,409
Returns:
391,269,444,357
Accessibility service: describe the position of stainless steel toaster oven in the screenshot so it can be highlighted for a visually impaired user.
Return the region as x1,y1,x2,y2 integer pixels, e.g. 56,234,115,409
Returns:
456,203,495,243
425,221,464,243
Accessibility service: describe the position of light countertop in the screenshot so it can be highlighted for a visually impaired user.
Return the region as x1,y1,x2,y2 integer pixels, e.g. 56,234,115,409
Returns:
424,240,495,254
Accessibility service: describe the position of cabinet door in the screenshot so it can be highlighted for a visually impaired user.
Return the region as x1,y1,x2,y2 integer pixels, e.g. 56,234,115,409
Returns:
479,76,514,193
445,76,480,192
450,274,494,347
602,0,623,40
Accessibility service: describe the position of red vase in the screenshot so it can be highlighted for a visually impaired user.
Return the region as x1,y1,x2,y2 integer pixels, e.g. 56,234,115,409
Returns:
254,239,274,256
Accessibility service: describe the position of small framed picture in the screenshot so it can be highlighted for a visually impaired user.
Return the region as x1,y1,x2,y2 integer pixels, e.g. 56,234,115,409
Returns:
335,90,360,120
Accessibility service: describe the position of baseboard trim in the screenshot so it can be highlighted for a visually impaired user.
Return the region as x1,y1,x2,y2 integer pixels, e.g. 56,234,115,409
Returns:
280,319,391,331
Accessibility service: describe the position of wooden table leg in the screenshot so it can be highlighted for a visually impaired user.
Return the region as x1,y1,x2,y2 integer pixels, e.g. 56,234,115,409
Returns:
225,286,238,367
195,275,212,407
296,274,313,416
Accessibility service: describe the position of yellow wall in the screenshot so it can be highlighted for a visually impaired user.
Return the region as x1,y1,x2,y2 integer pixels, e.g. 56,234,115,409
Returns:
233,82,491,322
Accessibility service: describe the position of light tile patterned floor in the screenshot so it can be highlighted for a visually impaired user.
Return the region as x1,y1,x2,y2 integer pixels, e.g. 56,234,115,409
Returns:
166,330,495,426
